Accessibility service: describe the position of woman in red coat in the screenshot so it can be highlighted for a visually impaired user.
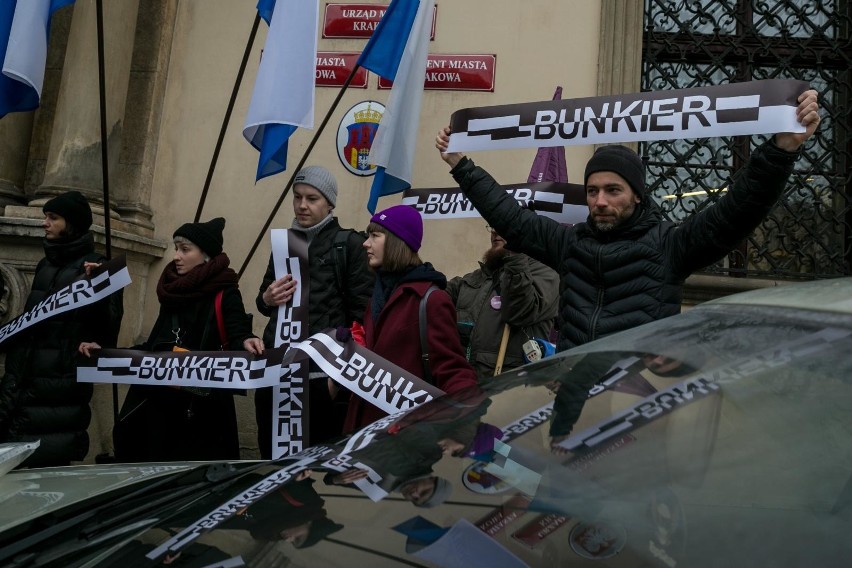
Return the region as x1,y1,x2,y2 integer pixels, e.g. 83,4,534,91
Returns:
344,205,477,432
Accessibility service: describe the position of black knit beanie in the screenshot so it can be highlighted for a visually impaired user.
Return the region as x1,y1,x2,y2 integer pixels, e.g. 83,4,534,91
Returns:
173,217,226,257
584,145,646,201
43,190,93,234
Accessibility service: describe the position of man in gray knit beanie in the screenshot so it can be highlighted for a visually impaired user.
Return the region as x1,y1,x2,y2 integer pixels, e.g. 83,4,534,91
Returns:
294,165,338,207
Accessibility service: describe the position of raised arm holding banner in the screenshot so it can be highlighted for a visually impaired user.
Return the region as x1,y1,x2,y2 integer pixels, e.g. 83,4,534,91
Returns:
437,83,821,453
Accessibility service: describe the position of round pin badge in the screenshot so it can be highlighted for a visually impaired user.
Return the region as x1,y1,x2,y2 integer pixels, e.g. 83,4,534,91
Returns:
490,295,502,310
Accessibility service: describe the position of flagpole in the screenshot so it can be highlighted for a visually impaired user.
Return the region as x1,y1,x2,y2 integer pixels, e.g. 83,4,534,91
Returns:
237,64,363,279
194,13,262,223
95,0,112,260
94,0,120,426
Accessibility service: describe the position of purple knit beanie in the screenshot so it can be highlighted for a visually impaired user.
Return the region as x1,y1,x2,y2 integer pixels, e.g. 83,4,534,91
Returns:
370,205,423,252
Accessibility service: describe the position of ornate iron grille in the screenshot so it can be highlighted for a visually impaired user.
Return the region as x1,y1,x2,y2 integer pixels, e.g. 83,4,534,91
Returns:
642,0,851,278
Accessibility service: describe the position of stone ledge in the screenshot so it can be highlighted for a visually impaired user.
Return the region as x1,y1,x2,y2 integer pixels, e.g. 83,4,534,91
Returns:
4,203,154,238
0,216,168,261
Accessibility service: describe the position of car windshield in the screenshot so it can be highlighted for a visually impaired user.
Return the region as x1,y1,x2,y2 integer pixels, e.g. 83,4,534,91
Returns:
1,297,850,567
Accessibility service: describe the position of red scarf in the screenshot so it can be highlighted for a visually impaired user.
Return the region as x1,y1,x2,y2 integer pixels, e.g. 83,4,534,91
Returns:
156,253,240,308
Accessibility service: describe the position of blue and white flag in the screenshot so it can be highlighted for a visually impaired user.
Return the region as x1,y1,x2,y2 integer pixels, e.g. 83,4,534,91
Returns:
0,0,75,118
243,0,318,181
358,0,434,213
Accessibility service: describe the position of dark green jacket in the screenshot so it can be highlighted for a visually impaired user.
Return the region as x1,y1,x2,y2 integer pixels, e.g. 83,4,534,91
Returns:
447,254,558,377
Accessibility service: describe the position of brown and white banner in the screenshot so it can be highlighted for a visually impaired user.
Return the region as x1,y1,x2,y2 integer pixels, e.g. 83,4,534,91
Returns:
77,347,288,389
0,255,131,347
402,181,587,225
269,229,310,459
446,79,809,153
282,330,445,415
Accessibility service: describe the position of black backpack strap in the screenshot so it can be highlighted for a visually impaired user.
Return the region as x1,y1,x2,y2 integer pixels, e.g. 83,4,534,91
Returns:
419,285,439,383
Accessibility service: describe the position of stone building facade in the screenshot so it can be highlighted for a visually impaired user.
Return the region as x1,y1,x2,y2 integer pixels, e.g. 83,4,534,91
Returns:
0,1,847,461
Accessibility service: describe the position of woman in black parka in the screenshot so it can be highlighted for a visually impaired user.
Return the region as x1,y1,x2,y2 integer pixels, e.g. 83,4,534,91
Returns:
82,218,263,462
0,191,123,467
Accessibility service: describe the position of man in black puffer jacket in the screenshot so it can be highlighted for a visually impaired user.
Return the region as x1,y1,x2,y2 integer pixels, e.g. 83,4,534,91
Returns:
0,191,123,467
436,88,820,444
438,89,820,352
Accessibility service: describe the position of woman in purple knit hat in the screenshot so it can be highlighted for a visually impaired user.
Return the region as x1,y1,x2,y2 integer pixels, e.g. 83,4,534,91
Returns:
343,205,477,432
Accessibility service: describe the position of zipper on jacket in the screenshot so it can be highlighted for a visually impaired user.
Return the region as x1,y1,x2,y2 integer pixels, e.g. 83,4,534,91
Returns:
588,246,605,342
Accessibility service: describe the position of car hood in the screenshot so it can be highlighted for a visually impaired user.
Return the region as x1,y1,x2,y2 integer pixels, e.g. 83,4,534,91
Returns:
1,280,851,567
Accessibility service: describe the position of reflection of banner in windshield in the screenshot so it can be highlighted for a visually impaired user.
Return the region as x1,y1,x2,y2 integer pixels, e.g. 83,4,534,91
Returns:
500,402,553,443
498,357,645,444
321,408,410,503
339,408,408,455
321,453,389,502
77,347,287,389
560,327,852,453
564,376,720,452
270,229,310,459
446,79,807,152
0,255,131,346
146,445,336,561
284,331,445,414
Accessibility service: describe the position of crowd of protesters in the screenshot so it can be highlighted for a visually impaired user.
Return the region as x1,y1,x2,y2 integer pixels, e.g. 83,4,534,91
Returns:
0,87,820,471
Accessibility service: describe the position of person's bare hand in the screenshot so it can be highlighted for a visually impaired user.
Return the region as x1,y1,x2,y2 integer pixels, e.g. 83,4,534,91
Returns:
263,274,297,307
550,435,571,456
331,468,369,485
435,126,465,168
295,469,313,481
243,337,264,354
774,89,820,152
83,261,101,277
78,342,101,357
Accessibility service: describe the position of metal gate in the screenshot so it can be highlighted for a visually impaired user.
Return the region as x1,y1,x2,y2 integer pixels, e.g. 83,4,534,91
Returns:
642,0,851,278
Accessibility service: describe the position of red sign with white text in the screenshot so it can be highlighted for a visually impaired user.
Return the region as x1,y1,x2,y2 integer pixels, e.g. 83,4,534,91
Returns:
323,3,437,39
474,494,531,537
511,513,570,548
378,54,496,92
315,52,367,88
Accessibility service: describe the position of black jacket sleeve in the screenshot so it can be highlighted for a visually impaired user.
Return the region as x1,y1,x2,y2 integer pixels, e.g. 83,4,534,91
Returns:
221,287,256,348
343,231,374,325
255,253,276,317
450,157,570,273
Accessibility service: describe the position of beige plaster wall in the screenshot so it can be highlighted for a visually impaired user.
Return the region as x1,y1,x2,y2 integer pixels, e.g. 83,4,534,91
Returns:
145,0,602,457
